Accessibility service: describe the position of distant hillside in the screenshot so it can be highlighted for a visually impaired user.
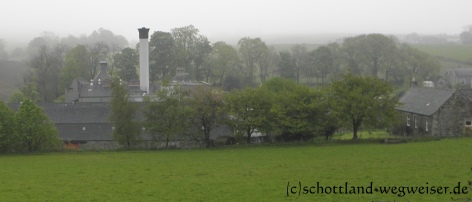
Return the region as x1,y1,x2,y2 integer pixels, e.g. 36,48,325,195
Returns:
410,44,472,70
0,60,29,101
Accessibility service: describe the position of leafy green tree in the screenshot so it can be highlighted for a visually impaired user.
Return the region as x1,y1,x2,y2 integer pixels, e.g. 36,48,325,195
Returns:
109,78,141,148
260,78,327,141
29,43,68,102
193,35,212,82
172,25,211,81
149,31,175,81
341,35,365,75
113,47,138,82
144,84,192,148
328,73,398,140
238,37,268,84
360,34,398,77
277,51,296,79
189,86,224,148
15,99,61,152
222,74,243,91
209,41,239,85
310,46,334,85
0,101,16,152
291,44,309,83
259,46,279,83
9,72,41,103
86,41,109,80
60,45,89,90
224,87,272,144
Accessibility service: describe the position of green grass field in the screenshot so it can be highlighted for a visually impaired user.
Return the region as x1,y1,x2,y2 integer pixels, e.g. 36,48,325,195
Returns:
0,138,471,201
411,44,472,64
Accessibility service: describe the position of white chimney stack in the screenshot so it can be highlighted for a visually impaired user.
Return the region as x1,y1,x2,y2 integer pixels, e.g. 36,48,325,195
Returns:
138,27,150,94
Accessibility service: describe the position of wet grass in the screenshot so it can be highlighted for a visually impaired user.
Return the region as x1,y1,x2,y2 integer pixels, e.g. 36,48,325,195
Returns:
0,137,471,201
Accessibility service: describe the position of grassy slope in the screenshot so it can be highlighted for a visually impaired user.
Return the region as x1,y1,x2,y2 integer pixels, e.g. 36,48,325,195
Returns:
411,44,472,64
0,138,470,201
0,60,28,101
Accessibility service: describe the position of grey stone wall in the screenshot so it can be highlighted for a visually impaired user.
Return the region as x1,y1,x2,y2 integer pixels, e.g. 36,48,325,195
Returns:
432,91,472,136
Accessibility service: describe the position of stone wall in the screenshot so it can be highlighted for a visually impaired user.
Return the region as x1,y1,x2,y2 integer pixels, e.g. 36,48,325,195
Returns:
432,91,472,136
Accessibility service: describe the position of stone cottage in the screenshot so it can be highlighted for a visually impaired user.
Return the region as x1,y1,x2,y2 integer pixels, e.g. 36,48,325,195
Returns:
394,87,472,136
444,67,472,89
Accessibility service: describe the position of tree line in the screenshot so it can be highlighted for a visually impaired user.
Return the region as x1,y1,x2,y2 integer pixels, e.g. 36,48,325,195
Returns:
9,25,442,103
111,74,398,149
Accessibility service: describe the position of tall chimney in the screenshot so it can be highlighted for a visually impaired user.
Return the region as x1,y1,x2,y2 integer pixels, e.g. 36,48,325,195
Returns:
138,27,150,93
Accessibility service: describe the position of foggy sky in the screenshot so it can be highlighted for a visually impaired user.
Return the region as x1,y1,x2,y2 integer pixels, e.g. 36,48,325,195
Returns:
2,0,471,48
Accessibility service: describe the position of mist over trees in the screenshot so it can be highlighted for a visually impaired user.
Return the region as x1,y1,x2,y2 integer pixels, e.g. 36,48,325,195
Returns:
1,24,449,104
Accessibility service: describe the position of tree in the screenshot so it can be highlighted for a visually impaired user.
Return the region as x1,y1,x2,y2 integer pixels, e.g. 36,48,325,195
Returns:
277,51,296,79
86,41,109,80
15,99,61,152
0,101,16,152
193,35,212,82
144,84,192,148
114,47,138,82
171,25,200,80
149,31,175,81
361,34,398,77
224,87,272,144
222,74,243,91
60,45,89,91
259,46,279,83
260,78,326,141
189,86,224,148
29,43,67,102
9,71,41,103
460,25,472,45
109,78,141,148
291,44,309,83
209,41,239,85
340,35,367,75
310,46,334,85
328,73,398,140
238,37,268,84
0,39,8,60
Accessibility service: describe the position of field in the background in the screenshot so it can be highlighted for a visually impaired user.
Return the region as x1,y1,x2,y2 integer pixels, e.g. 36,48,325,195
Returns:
0,138,470,201
411,44,472,64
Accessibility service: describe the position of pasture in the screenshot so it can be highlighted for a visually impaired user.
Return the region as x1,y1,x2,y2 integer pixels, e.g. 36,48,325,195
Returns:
0,138,471,201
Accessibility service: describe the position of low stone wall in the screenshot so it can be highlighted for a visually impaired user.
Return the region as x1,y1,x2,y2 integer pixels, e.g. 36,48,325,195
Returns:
64,140,203,150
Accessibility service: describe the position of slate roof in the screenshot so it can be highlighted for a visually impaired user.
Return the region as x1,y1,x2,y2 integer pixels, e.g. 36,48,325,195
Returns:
396,88,455,116
459,89,472,102
449,68,472,77
78,64,112,98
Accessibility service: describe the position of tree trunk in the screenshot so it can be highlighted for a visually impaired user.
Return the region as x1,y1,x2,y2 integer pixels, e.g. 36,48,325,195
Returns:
246,128,251,144
165,135,169,148
352,118,359,140
205,131,210,148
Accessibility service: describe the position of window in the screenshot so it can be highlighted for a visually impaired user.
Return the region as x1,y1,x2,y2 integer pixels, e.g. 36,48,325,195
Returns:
460,79,466,85
414,115,417,128
406,115,410,126
425,120,429,132
466,120,472,127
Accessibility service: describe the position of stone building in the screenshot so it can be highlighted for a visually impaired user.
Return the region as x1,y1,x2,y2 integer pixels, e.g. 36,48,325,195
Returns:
394,87,472,136
64,62,113,103
444,67,472,89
